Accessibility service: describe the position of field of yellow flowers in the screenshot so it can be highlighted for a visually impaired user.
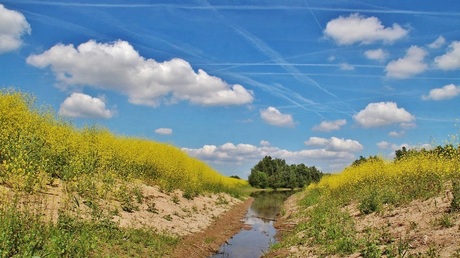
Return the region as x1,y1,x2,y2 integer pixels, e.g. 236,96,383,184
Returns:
0,89,246,197
270,143,460,257
0,89,250,257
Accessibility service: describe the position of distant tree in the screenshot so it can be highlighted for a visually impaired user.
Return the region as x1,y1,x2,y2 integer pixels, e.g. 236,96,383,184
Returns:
230,175,241,179
394,146,408,161
248,156,323,189
351,155,383,167
351,156,367,166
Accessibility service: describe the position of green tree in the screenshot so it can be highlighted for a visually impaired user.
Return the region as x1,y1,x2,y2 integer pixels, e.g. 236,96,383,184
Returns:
248,156,323,189
248,170,269,188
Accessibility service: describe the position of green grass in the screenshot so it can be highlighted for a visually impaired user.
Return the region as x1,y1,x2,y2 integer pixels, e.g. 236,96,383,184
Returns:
0,198,178,258
270,143,460,256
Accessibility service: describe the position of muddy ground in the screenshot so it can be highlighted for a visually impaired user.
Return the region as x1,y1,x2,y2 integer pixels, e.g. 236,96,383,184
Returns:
172,197,253,258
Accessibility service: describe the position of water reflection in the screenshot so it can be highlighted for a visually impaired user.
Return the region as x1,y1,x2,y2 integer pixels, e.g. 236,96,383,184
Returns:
210,191,294,258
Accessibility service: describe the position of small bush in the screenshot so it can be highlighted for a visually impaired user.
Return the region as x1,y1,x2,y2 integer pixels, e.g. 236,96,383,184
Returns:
359,191,382,215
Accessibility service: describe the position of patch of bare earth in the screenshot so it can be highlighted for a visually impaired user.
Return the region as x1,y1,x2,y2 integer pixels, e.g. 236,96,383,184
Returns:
115,184,245,236
266,190,460,257
171,197,253,258
1,182,253,255
350,192,460,257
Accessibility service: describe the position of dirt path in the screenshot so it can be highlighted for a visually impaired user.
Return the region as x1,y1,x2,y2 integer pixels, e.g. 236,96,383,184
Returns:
172,197,254,258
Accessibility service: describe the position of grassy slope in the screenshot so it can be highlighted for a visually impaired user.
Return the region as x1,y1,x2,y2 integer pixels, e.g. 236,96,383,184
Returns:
0,89,249,257
269,150,460,257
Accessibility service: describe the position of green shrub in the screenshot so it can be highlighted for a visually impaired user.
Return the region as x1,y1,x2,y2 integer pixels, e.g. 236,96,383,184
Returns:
359,190,382,214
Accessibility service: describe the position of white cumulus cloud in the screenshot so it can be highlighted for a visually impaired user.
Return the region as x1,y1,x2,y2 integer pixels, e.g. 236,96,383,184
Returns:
305,137,363,152
0,4,31,53
377,141,391,149
389,130,405,137
364,48,387,62
422,84,460,101
312,119,346,132
353,102,415,128
260,107,295,127
434,41,460,70
324,13,408,45
260,140,270,146
59,92,114,119
304,137,330,146
385,46,428,79
428,36,446,49
183,141,357,169
155,128,173,135
26,40,254,107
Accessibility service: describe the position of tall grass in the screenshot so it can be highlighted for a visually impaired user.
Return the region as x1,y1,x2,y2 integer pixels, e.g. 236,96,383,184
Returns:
0,89,247,196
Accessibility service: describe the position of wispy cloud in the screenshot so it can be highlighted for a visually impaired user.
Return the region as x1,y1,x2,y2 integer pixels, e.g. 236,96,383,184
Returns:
199,2,355,117
231,25,343,99
203,63,383,69
228,74,325,118
8,1,460,17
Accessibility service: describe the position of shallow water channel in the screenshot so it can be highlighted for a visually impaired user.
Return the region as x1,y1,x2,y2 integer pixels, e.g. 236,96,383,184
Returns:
210,190,294,258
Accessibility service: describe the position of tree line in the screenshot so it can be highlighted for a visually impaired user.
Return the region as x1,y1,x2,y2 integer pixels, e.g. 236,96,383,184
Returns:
248,156,323,189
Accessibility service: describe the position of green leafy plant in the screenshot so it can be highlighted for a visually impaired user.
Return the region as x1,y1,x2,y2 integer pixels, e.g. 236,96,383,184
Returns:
433,213,454,228
359,190,382,215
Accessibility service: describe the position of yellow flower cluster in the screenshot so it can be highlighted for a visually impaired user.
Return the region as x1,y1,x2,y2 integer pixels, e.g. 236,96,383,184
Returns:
309,147,460,205
0,89,246,195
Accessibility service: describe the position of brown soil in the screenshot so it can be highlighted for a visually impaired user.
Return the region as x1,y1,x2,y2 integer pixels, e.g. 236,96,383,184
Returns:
115,184,245,236
1,182,254,257
265,189,460,257
171,197,253,258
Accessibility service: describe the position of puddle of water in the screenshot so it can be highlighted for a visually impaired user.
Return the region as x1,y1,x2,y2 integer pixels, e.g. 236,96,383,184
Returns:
210,191,294,258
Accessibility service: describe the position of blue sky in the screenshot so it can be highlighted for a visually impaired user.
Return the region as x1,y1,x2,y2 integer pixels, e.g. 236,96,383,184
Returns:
1,0,460,178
